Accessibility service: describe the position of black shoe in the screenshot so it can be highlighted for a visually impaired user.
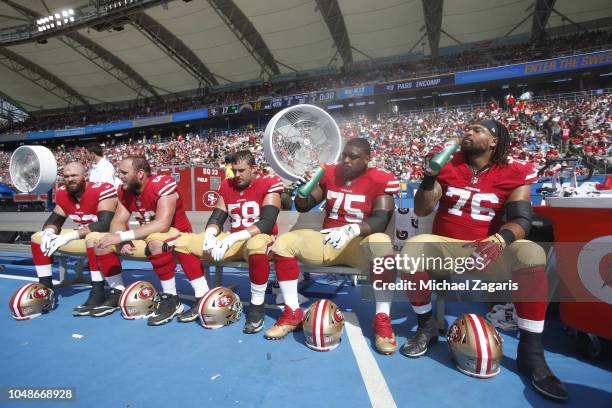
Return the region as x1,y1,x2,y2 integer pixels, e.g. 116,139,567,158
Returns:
243,303,265,334
517,341,568,401
90,288,122,317
177,298,201,323
400,315,438,358
73,282,106,316
147,293,184,326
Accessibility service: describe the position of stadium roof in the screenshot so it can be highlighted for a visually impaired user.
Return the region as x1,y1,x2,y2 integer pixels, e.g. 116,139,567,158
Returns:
0,0,610,113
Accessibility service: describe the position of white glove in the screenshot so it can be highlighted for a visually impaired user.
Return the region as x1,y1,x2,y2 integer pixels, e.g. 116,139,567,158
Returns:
203,228,220,252
211,229,251,262
321,224,361,249
44,230,80,257
40,228,57,255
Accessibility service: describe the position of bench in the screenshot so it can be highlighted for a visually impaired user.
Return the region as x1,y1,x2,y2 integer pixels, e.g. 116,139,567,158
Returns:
0,210,446,331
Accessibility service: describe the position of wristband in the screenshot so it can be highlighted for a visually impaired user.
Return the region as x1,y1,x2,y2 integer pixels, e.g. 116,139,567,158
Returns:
117,230,136,242
419,175,437,191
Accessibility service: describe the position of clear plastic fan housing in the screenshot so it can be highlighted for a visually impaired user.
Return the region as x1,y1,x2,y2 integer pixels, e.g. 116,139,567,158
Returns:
263,104,342,180
10,145,58,193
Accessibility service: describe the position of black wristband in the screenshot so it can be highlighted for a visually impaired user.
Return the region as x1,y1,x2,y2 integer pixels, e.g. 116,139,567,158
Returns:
419,175,437,191
499,229,516,245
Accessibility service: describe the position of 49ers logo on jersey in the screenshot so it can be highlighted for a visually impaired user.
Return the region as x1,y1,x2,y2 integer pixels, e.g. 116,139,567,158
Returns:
203,191,220,208
216,294,233,307
33,288,50,299
448,323,462,342
334,308,344,322
138,287,154,299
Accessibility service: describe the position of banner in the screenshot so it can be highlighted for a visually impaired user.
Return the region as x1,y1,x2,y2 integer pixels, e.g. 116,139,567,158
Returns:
336,85,374,100
456,49,612,84
374,74,455,94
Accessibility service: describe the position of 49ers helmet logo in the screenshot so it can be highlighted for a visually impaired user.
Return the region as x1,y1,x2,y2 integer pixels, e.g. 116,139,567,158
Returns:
33,288,49,299
448,323,462,343
203,191,219,207
216,294,233,307
334,308,344,322
138,287,154,299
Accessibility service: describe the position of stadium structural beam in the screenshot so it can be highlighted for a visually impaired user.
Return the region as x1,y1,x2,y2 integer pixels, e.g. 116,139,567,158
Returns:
408,32,428,54
0,47,90,107
0,89,30,116
1,0,161,102
530,0,556,43
440,29,462,45
315,0,353,66
207,0,280,77
505,11,534,37
129,11,221,86
550,8,588,33
421,0,443,59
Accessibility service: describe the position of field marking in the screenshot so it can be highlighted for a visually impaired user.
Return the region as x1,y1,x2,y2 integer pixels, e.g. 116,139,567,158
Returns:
344,311,397,408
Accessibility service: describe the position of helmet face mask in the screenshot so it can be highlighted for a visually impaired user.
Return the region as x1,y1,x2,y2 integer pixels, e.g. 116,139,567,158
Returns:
303,300,344,352
447,314,503,379
9,283,55,320
198,287,242,329
119,281,158,319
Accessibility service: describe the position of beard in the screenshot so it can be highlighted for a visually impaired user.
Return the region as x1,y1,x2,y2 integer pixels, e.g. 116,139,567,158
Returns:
123,179,141,193
66,180,85,195
460,142,488,157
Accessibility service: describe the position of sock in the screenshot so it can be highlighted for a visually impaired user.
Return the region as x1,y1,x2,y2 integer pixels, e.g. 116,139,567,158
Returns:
189,276,209,298
86,247,103,282
248,254,270,285
417,310,433,326
148,252,176,281
39,276,53,289
31,242,53,279
374,289,394,316
97,252,122,278
106,274,125,291
278,280,299,310
402,271,432,306
161,278,177,295
512,267,548,328
175,252,204,281
250,283,267,306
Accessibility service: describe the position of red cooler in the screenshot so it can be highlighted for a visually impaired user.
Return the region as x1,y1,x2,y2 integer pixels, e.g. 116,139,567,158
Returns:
534,197,612,341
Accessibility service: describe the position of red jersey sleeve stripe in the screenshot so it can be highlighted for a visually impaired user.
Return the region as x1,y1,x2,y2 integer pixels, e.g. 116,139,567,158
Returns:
158,183,177,196
99,192,117,200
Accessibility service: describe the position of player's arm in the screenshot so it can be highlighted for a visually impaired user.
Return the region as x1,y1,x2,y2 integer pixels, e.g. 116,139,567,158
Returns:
357,194,394,236
126,193,177,240
204,195,228,236
294,170,325,213
109,200,131,233
414,178,442,217
42,205,67,234
75,197,117,238
246,192,281,236
498,185,532,243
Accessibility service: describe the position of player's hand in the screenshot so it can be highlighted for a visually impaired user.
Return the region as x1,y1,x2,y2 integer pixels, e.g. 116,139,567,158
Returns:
462,233,507,272
118,241,135,256
40,228,57,255
321,224,361,249
96,233,123,250
203,230,220,253
44,230,80,257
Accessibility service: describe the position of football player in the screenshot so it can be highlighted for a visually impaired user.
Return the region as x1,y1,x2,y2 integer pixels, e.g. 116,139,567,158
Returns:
175,150,283,332
30,162,117,316
400,120,567,401
266,138,401,355
88,156,209,325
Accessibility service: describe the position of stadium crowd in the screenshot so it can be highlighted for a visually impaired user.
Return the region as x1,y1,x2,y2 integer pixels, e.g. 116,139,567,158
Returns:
3,29,610,134
0,93,608,191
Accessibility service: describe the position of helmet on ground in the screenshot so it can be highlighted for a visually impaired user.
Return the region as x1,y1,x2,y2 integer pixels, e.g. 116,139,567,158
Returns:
303,300,344,351
9,283,55,320
198,287,242,329
119,281,158,319
447,313,503,378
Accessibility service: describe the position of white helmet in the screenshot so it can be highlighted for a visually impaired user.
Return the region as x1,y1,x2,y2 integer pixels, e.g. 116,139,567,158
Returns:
198,287,242,329
119,281,158,319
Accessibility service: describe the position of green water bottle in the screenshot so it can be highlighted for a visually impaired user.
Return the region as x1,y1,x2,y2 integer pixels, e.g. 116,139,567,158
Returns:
297,166,325,198
426,140,459,175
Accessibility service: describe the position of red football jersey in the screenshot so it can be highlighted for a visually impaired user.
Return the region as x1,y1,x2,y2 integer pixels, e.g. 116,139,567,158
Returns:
433,153,538,240
118,174,192,233
55,181,116,227
218,175,284,233
319,163,399,229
